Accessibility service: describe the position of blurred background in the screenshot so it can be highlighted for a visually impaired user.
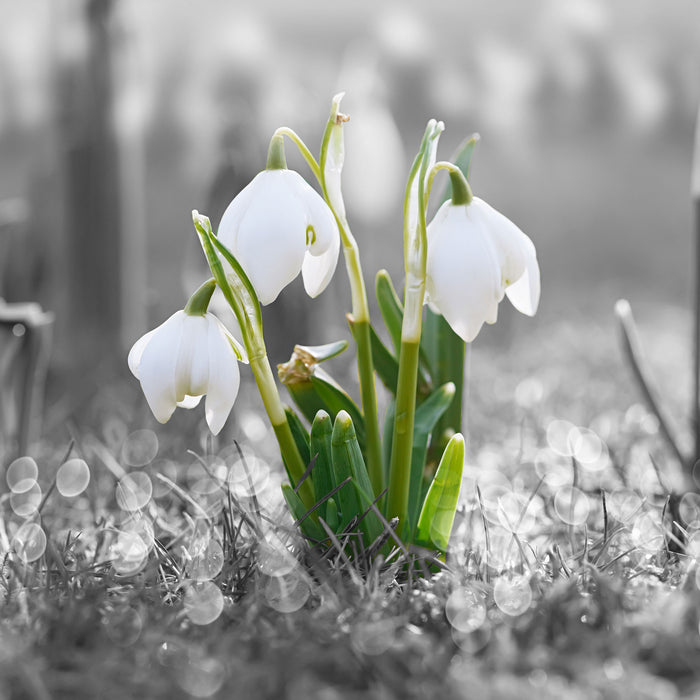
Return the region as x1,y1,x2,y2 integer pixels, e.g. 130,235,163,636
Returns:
1,0,699,450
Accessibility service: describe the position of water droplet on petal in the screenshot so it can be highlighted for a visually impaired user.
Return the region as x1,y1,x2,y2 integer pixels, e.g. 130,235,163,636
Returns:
56,458,91,497
554,486,590,525
6,456,38,493
183,581,224,625
12,522,46,562
493,575,532,616
121,429,159,467
116,472,153,512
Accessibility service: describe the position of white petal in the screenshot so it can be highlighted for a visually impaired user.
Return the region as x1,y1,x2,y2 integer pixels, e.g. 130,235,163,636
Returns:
426,203,502,343
301,219,340,298
127,327,157,378
203,318,241,435
216,172,260,250
178,395,202,409
174,315,210,401
323,92,346,220
505,234,540,316
470,197,529,289
137,312,185,423
231,171,307,304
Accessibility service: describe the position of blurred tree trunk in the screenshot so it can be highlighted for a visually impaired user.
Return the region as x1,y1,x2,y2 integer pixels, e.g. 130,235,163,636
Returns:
51,0,122,370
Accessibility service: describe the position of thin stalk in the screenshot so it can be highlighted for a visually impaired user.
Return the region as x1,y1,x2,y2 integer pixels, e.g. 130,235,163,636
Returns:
250,355,315,508
319,94,383,496
385,338,421,533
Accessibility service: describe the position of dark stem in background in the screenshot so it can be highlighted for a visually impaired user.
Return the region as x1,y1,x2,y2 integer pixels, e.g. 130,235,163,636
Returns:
693,104,700,464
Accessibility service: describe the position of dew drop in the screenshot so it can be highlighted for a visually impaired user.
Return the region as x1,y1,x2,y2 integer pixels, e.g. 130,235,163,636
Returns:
121,429,159,467
608,489,643,522
493,575,533,616
680,493,700,528
116,472,153,512
111,530,149,575
175,654,226,698
554,486,590,526
183,581,224,625
351,620,395,655
10,481,42,518
188,539,224,582
56,458,91,497
546,419,576,457
263,571,310,613
6,456,38,493
12,522,47,562
445,587,487,632
103,606,143,647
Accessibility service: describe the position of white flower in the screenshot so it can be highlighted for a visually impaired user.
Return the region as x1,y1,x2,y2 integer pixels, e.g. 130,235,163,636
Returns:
425,197,540,342
128,310,242,435
217,169,340,305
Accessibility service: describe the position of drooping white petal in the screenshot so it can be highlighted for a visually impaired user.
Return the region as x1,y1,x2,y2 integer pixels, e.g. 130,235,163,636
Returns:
136,311,185,423
178,395,202,409
470,197,529,289
426,203,503,343
204,317,241,435
216,173,260,252
505,234,540,316
174,315,210,402
231,171,308,304
127,327,158,378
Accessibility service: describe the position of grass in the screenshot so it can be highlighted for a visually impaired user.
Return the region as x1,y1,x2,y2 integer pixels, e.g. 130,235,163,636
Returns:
2,308,700,700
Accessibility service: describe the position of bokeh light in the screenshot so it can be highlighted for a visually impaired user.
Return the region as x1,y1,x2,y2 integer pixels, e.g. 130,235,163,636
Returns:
183,580,224,625
10,481,42,518
56,458,91,497
554,486,590,526
121,429,159,467
12,521,47,562
493,575,533,616
116,472,153,512
6,456,38,493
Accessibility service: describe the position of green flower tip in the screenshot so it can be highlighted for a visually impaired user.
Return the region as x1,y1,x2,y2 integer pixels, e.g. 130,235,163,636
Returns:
184,278,217,316
266,134,287,170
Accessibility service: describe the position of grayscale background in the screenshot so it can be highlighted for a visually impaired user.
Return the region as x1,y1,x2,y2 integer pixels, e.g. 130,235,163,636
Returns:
0,0,698,374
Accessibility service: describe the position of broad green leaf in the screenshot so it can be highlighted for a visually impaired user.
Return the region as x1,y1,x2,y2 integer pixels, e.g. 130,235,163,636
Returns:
331,411,383,544
407,383,455,539
309,410,334,520
414,433,465,552
281,484,325,541
369,324,399,394
284,406,311,476
330,413,361,531
376,269,404,355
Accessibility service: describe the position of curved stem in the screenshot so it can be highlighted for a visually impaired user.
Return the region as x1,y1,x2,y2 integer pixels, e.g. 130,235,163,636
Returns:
425,161,473,206
273,127,322,183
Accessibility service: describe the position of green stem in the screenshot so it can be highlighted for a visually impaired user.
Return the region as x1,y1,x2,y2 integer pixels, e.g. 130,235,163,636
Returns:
318,94,383,497
386,338,421,533
351,318,384,495
273,127,321,182
250,355,315,509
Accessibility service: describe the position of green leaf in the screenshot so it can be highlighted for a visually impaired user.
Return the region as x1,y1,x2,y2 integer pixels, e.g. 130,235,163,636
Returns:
294,340,348,362
368,324,399,394
325,497,339,532
331,411,383,544
414,433,465,552
309,410,334,520
281,484,325,541
439,134,480,205
284,406,311,475
407,383,455,539
330,413,361,532
376,269,404,355
309,370,366,450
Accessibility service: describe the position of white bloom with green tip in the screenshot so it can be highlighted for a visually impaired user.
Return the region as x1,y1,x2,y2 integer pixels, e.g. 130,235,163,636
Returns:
128,310,242,435
217,169,340,305
425,196,540,343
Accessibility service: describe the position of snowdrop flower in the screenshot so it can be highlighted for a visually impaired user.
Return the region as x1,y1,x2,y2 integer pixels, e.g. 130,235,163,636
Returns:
128,310,243,435
425,197,540,342
217,157,340,305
